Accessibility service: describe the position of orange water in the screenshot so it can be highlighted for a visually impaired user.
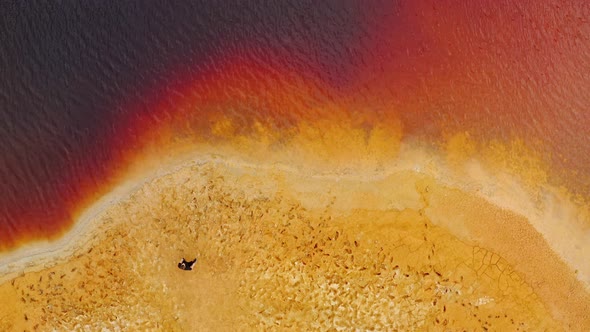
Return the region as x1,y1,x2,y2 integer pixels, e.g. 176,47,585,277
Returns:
1,0,589,254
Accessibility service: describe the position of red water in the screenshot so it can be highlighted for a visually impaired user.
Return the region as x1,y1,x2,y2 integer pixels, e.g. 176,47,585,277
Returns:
1,0,589,250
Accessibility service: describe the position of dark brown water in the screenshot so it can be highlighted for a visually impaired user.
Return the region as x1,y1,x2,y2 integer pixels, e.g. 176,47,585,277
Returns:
1,0,589,251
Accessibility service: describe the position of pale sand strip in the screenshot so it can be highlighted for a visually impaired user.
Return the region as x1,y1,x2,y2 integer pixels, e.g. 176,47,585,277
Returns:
0,169,148,283
1,142,588,288
0,150,221,283
0,143,588,329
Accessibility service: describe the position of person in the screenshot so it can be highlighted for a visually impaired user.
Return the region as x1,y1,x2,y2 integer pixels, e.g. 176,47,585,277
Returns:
178,257,197,271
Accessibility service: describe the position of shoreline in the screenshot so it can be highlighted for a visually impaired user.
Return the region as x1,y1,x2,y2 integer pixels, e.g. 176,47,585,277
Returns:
0,143,588,288
0,144,588,329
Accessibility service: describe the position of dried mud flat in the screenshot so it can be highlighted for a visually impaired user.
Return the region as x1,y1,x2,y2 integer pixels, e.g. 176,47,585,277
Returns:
0,160,588,331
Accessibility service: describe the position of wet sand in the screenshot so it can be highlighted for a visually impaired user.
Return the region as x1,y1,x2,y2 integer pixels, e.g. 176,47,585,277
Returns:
0,147,588,331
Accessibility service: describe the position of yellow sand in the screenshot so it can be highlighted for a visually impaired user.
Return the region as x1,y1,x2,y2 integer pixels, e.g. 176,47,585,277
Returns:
1,157,588,331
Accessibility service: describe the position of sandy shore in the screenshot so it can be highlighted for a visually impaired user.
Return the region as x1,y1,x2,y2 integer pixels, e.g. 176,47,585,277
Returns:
0,147,589,330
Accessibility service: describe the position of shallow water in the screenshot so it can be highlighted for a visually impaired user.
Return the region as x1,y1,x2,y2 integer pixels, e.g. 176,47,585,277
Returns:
1,1,589,246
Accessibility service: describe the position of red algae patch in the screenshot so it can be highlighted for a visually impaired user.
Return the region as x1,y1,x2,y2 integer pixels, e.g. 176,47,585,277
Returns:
0,157,587,330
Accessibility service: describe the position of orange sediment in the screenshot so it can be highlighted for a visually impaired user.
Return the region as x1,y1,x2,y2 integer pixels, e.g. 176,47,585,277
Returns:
0,131,589,329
